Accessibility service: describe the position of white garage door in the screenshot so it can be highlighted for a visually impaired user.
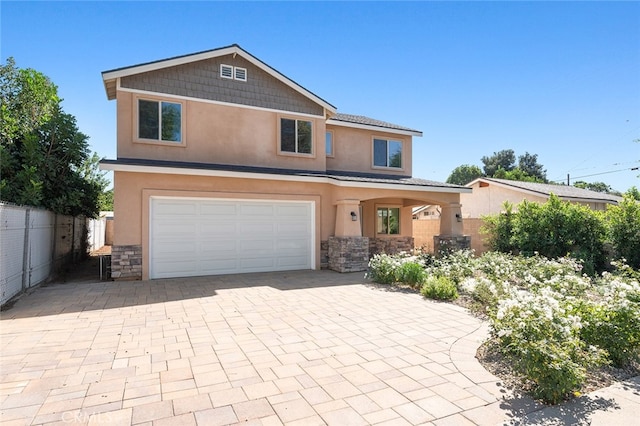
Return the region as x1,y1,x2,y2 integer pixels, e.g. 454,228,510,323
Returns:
150,197,314,279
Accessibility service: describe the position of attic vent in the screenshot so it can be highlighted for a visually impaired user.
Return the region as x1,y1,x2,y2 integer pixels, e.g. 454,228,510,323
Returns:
220,64,247,82
220,64,233,79
234,67,247,82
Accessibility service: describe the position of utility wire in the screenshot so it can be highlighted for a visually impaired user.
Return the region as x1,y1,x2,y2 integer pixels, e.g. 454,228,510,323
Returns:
551,166,639,183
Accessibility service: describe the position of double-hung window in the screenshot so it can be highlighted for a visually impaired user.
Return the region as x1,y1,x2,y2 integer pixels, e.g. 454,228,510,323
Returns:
373,138,402,168
280,118,312,154
377,207,400,235
138,99,182,143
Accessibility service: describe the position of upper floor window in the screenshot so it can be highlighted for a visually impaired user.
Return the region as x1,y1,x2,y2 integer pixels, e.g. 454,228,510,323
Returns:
373,138,402,168
377,207,400,235
281,118,312,154
138,99,182,142
325,131,334,156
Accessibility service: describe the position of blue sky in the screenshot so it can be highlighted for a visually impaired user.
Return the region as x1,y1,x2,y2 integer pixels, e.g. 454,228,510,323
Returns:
2,1,639,191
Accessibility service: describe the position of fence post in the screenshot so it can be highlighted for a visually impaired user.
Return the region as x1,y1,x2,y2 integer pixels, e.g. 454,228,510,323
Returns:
21,208,31,291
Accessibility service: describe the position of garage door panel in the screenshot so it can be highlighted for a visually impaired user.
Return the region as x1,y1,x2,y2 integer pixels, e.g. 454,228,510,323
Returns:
154,200,198,215
200,203,237,216
150,198,313,279
277,255,310,267
239,204,275,216
277,204,310,216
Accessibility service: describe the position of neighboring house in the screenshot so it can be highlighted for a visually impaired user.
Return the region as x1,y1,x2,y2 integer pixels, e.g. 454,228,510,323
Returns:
461,177,622,218
412,205,441,220
100,44,470,280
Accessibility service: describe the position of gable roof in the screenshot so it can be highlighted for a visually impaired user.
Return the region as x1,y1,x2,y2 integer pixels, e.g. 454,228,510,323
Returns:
328,113,422,137
101,44,337,114
467,177,622,204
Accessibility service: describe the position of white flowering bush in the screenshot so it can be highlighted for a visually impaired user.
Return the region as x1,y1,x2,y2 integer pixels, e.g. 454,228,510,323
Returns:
366,250,640,403
491,286,606,403
367,252,426,285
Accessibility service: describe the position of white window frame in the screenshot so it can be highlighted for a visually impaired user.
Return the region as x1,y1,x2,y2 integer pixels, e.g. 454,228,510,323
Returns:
234,67,247,81
220,64,233,79
221,64,247,81
372,137,403,169
134,97,185,146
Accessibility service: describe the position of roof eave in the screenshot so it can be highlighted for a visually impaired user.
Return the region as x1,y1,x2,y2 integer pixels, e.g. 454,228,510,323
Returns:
99,161,468,194
326,119,422,137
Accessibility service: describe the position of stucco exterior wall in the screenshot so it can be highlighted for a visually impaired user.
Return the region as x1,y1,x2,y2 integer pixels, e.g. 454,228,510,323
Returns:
116,91,328,171
461,181,611,218
326,124,413,177
113,171,462,279
413,218,487,254
461,182,548,218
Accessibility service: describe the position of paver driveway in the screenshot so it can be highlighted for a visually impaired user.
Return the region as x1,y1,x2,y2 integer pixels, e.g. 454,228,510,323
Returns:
2,269,634,425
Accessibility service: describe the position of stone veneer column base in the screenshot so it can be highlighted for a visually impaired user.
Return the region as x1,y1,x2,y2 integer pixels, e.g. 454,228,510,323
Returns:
434,235,471,255
369,237,414,256
110,245,142,280
328,236,369,273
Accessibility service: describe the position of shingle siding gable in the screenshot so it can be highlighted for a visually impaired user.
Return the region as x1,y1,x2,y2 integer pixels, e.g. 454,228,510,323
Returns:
120,54,324,116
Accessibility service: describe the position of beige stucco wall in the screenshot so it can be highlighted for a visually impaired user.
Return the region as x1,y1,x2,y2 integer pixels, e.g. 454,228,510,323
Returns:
326,124,413,177
413,218,488,254
113,171,462,279
117,91,329,172
461,181,612,218
461,182,548,218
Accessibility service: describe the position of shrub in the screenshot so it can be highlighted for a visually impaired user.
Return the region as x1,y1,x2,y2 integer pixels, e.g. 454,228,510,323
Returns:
366,253,401,284
606,195,640,270
421,276,458,301
577,274,640,367
399,262,426,288
491,286,606,404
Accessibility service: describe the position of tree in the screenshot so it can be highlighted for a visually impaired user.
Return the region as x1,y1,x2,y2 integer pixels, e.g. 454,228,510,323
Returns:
518,152,547,182
446,164,483,185
0,58,106,217
481,149,516,177
626,186,640,201
493,167,545,183
574,181,620,195
99,188,114,211
0,57,59,144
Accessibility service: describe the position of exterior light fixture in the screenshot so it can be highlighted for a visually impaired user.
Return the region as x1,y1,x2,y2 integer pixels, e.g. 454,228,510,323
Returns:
350,211,357,221
455,213,462,222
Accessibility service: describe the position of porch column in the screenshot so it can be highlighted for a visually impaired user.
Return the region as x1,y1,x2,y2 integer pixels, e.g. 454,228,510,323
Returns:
435,202,470,254
439,203,463,236
329,199,368,272
334,199,361,237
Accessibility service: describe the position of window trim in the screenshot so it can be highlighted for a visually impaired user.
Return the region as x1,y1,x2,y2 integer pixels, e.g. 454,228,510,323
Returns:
325,130,334,157
376,206,401,236
372,137,403,170
277,115,315,157
133,96,186,147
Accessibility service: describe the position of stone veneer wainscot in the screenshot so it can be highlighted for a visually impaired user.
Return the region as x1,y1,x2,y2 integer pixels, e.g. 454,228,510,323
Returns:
110,245,142,280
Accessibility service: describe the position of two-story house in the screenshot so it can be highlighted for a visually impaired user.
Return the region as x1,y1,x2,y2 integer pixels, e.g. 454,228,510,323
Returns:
100,44,470,280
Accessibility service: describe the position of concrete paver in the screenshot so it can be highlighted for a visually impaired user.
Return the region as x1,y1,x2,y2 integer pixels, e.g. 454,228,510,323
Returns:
1,269,638,425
